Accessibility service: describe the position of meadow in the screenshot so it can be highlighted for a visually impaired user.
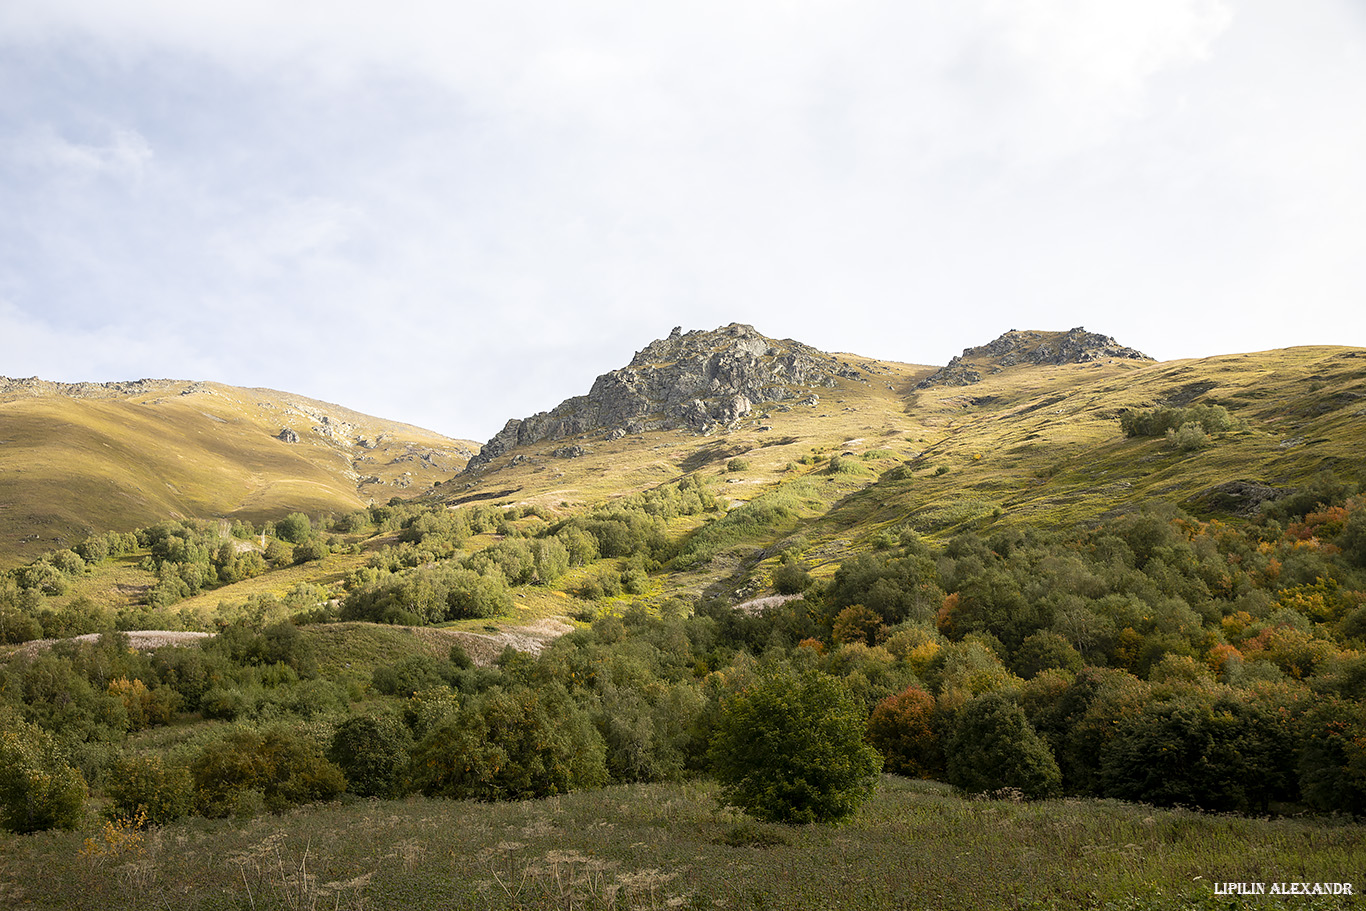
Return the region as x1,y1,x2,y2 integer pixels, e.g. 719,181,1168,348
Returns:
4,777,1362,910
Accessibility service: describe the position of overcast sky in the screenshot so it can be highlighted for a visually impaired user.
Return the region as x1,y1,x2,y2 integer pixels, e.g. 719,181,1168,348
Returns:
2,1,1363,442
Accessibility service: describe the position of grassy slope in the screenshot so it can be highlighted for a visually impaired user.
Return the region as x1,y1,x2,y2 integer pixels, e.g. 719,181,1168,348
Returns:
0,382,478,569
445,343,1366,603
4,344,1366,910
12,343,1366,627
3,778,1361,910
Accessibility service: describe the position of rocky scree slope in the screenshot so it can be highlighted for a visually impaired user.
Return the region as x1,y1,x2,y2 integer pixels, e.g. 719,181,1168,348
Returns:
465,323,869,471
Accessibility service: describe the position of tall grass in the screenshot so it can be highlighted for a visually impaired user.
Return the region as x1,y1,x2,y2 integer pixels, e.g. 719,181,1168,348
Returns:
3,777,1361,910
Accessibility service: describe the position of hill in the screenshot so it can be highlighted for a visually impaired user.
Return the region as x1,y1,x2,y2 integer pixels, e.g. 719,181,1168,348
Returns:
446,324,1366,601
0,377,478,569
3,324,1366,910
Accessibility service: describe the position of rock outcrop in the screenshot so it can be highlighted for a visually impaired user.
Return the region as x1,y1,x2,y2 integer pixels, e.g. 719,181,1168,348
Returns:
465,324,864,471
917,328,1151,388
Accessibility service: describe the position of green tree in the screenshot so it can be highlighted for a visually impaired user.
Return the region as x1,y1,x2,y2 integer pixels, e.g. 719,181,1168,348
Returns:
275,512,313,545
329,714,413,799
0,713,87,833
105,754,193,825
410,684,606,800
708,662,882,824
945,692,1061,798
191,727,344,817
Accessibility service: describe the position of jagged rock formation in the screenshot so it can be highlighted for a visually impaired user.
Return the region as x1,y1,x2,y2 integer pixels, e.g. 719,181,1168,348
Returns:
917,328,1152,388
466,324,865,471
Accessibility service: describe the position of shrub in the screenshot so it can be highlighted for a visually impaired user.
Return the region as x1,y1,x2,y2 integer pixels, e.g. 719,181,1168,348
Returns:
1167,422,1211,452
708,662,882,824
1121,404,1236,438
292,539,330,564
867,685,941,778
727,458,750,472
1012,631,1084,679
191,727,345,817
275,512,313,545
882,464,915,482
372,655,458,697
772,560,813,594
945,692,1061,799
832,605,885,647
105,754,193,825
410,685,607,800
0,714,87,833
1297,697,1366,816
328,714,413,799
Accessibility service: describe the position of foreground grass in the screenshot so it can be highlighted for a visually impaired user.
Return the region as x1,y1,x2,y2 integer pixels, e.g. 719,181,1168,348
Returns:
3,778,1361,910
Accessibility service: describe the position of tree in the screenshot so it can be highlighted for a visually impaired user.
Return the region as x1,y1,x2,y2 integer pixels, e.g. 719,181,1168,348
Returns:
275,512,313,545
105,754,193,825
0,713,87,833
191,727,344,817
410,685,607,801
945,692,1061,798
867,685,941,778
708,662,882,824
329,714,413,799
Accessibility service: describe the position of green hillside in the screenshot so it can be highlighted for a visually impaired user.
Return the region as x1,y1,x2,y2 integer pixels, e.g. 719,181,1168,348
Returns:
2,328,1364,911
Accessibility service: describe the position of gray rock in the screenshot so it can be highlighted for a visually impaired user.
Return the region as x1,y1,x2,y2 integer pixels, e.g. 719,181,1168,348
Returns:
917,327,1152,389
277,428,300,444
464,323,856,471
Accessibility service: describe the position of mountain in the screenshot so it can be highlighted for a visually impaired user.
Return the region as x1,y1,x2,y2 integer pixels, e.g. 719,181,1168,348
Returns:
449,325,1366,583
5,324,1364,590
0,377,478,568
916,327,1152,387
464,323,875,471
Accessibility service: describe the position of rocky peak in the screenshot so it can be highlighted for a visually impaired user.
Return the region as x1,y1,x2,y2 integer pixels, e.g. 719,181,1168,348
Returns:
465,323,864,471
917,328,1151,388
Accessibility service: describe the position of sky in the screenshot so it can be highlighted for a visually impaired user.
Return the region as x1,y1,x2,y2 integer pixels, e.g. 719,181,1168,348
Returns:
1,1,1364,443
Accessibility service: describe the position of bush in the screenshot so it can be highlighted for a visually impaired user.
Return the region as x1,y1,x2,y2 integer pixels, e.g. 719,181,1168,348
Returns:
0,714,87,833
772,559,812,595
191,727,345,817
945,692,1060,799
329,714,413,799
372,655,458,697
867,685,941,778
1121,404,1236,438
727,458,750,472
1167,422,1211,452
275,512,313,545
708,662,882,824
1297,697,1366,815
410,685,607,800
105,754,193,825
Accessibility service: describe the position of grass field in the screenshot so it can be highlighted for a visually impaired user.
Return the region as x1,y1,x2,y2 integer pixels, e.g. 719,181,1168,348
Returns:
2,777,1361,910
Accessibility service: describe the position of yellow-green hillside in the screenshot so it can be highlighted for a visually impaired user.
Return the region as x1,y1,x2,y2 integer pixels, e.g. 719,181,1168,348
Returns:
0,379,477,569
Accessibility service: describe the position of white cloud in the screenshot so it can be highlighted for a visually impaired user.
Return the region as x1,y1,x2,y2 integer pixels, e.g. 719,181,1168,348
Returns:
209,197,364,282
0,1,1362,438
9,123,154,182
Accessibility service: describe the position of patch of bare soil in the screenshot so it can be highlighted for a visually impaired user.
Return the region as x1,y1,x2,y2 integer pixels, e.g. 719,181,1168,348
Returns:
731,593,805,615
427,618,576,666
7,630,212,659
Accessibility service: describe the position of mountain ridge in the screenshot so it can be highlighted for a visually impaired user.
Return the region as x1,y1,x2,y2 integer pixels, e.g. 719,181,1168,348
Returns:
464,324,1153,473
464,323,885,472
0,378,479,568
